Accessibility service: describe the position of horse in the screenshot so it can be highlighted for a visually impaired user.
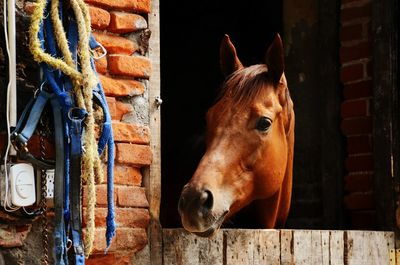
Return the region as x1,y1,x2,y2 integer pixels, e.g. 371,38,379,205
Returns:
178,34,294,237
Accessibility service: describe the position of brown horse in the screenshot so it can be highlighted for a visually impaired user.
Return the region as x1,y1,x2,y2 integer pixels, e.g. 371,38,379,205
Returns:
178,34,294,237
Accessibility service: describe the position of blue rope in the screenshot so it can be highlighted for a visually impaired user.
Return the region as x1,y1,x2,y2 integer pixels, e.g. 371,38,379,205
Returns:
89,37,116,249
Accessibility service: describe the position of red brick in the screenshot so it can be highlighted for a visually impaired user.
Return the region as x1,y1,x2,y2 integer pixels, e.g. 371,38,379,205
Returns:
94,56,107,74
341,117,372,135
345,173,373,192
93,32,137,55
340,41,371,62
340,23,363,42
341,63,364,83
99,98,132,122
24,2,36,15
116,208,150,228
115,228,148,251
106,97,117,120
87,227,117,253
87,252,133,265
82,184,117,207
347,135,372,154
112,122,150,144
341,99,368,118
89,5,110,30
117,186,148,207
343,80,373,99
108,12,147,34
0,224,32,247
116,143,152,166
108,55,151,79
345,154,373,172
350,210,377,230
341,3,371,22
344,193,374,210
111,164,142,186
83,207,150,228
84,0,151,13
115,101,133,120
99,75,145,97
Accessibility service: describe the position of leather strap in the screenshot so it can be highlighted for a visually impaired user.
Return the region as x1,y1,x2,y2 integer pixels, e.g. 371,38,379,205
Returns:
69,108,86,265
10,90,55,169
51,95,68,265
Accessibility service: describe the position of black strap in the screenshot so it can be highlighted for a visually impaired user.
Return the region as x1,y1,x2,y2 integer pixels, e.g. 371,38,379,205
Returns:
10,90,55,169
51,96,69,265
69,108,86,264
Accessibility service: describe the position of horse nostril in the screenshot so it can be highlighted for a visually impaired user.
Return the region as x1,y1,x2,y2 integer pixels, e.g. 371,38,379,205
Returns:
200,190,214,211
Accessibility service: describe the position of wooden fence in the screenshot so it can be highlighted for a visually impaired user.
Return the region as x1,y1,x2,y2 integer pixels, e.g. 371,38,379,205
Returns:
163,229,395,265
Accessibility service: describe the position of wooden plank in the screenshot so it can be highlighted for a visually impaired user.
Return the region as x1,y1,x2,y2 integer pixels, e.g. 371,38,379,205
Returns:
224,229,255,265
346,231,365,265
311,230,323,265
280,229,294,265
346,231,395,265
163,229,223,265
253,230,280,265
147,0,162,264
162,229,394,265
329,230,344,265
320,230,330,265
293,230,312,264
364,231,394,265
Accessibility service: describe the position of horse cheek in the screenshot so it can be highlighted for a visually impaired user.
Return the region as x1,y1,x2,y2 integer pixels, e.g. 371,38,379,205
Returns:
255,138,288,198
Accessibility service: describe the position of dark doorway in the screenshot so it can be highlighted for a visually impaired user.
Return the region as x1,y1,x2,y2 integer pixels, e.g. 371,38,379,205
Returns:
160,0,283,227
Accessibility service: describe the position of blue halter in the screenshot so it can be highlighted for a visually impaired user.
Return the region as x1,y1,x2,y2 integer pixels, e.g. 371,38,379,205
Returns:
34,0,116,263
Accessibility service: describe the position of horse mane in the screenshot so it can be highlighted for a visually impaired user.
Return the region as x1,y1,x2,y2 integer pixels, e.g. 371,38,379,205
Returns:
218,64,274,110
216,64,292,121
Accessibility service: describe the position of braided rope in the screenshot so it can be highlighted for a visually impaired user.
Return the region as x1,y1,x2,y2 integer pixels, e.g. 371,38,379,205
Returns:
50,0,85,108
29,0,104,257
29,0,82,82
68,0,100,256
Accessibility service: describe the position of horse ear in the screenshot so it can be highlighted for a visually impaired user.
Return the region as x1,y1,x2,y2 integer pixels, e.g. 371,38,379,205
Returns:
265,34,285,83
220,34,243,77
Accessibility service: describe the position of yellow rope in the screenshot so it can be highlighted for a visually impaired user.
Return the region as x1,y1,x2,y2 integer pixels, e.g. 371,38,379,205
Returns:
70,0,105,256
29,0,83,83
29,0,105,257
50,0,85,109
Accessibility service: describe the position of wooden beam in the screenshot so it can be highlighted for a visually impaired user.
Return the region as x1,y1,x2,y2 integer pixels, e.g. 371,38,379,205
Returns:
371,0,398,232
162,229,394,264
147,0,162,264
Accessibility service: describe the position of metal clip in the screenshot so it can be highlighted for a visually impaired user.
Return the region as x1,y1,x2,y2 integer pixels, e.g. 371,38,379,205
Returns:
155,96,163,108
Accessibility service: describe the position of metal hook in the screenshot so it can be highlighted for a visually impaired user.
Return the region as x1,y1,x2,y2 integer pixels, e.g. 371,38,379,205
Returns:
34,81,47,98
91,43,107,60
155,96,163,108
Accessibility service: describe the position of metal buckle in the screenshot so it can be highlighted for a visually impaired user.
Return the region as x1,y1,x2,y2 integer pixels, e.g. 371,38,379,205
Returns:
11,133,29,153
74,245,84,255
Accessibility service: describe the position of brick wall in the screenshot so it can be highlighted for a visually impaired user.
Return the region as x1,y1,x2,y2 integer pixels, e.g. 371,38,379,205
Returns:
340,0,376,229
0,0,154,263
84,0,153,263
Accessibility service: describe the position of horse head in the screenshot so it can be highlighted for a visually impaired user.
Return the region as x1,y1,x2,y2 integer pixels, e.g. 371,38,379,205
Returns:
178,34,294,237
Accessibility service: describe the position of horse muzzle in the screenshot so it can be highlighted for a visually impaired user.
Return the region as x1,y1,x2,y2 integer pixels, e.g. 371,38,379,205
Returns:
178,185,228,237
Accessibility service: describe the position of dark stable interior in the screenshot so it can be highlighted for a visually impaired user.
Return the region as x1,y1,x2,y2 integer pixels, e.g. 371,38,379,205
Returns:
160,0,282,227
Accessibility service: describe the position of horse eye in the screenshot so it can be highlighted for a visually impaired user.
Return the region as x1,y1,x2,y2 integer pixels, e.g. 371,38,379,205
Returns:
256,117,272,132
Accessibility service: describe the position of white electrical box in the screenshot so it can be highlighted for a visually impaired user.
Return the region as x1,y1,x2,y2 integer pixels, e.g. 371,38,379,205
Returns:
9,163,36,207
